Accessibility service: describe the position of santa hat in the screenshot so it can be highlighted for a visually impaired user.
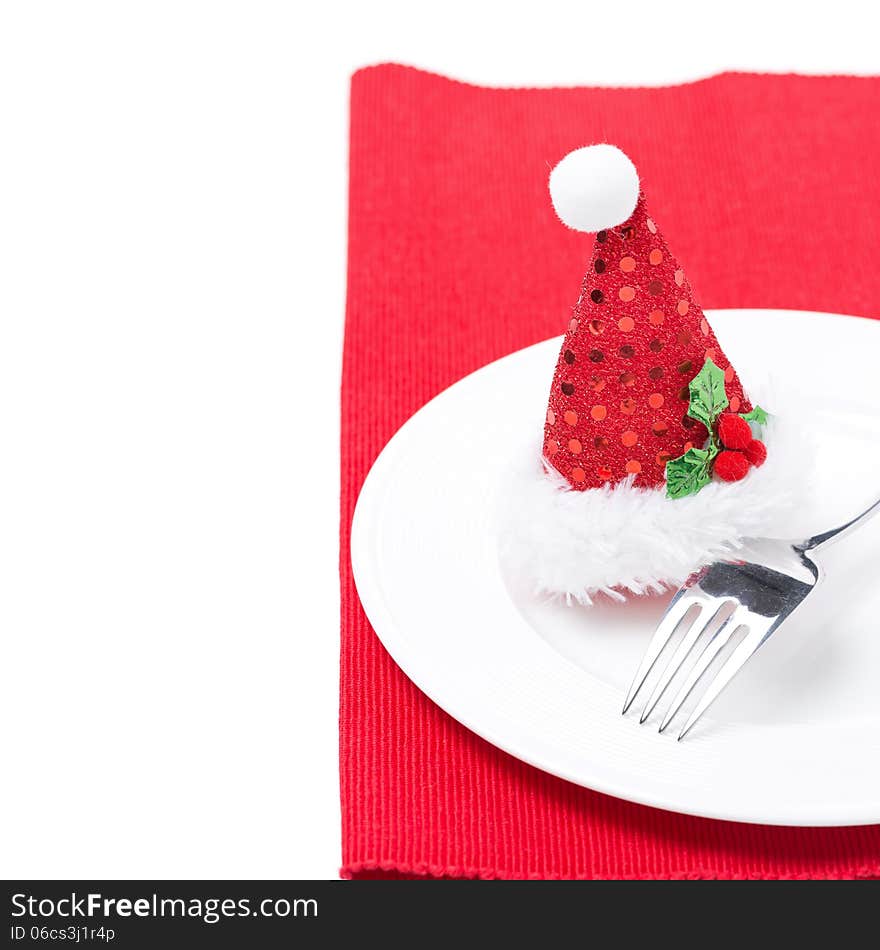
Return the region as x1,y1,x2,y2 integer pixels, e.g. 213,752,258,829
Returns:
500,145,805,604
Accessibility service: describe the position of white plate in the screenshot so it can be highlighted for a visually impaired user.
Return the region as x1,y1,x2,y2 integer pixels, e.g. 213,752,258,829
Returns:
351,310,880,826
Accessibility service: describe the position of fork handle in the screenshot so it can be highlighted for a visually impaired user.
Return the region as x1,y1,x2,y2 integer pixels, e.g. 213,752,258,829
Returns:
800,495,880,552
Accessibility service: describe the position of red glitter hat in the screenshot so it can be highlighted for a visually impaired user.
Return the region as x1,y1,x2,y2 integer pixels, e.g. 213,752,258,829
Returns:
544,148,753,492
498,145,800,604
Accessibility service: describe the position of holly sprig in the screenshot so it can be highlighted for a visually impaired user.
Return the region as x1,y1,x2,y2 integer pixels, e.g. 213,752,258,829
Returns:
685,356,729,428
739,405,768,425
665,445,715,500
665,359,766,499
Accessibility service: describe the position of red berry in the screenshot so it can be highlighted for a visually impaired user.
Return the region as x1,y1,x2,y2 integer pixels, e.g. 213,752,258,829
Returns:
714,450,751,482
744,438,767,467
716,413,752,450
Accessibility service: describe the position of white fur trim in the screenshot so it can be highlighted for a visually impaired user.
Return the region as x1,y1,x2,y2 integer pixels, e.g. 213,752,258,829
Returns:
548,144,640,233
497,415,813,605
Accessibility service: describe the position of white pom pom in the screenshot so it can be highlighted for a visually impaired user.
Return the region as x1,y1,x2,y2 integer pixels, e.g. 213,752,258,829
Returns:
548,144,640,233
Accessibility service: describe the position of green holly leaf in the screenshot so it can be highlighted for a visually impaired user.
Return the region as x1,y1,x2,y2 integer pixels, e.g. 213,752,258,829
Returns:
687,358,729,428
740,405,768,426
665,445,719,500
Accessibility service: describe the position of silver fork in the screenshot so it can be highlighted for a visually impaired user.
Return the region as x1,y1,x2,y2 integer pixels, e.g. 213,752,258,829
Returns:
622,496,880,740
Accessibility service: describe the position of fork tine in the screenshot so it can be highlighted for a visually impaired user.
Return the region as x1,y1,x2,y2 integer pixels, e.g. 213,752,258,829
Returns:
638,602,730,723
621,593,701,715
677,620,774,740
657,607,745,734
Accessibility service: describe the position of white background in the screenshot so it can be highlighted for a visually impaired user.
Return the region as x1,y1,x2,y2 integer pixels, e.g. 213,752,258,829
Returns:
1,1,876,880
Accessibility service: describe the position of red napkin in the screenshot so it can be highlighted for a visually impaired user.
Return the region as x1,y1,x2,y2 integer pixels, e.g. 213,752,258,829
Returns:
341,64,880,879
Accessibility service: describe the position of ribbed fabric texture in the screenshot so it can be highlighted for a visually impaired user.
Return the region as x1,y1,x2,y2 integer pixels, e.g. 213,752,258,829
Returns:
340,65,880,880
